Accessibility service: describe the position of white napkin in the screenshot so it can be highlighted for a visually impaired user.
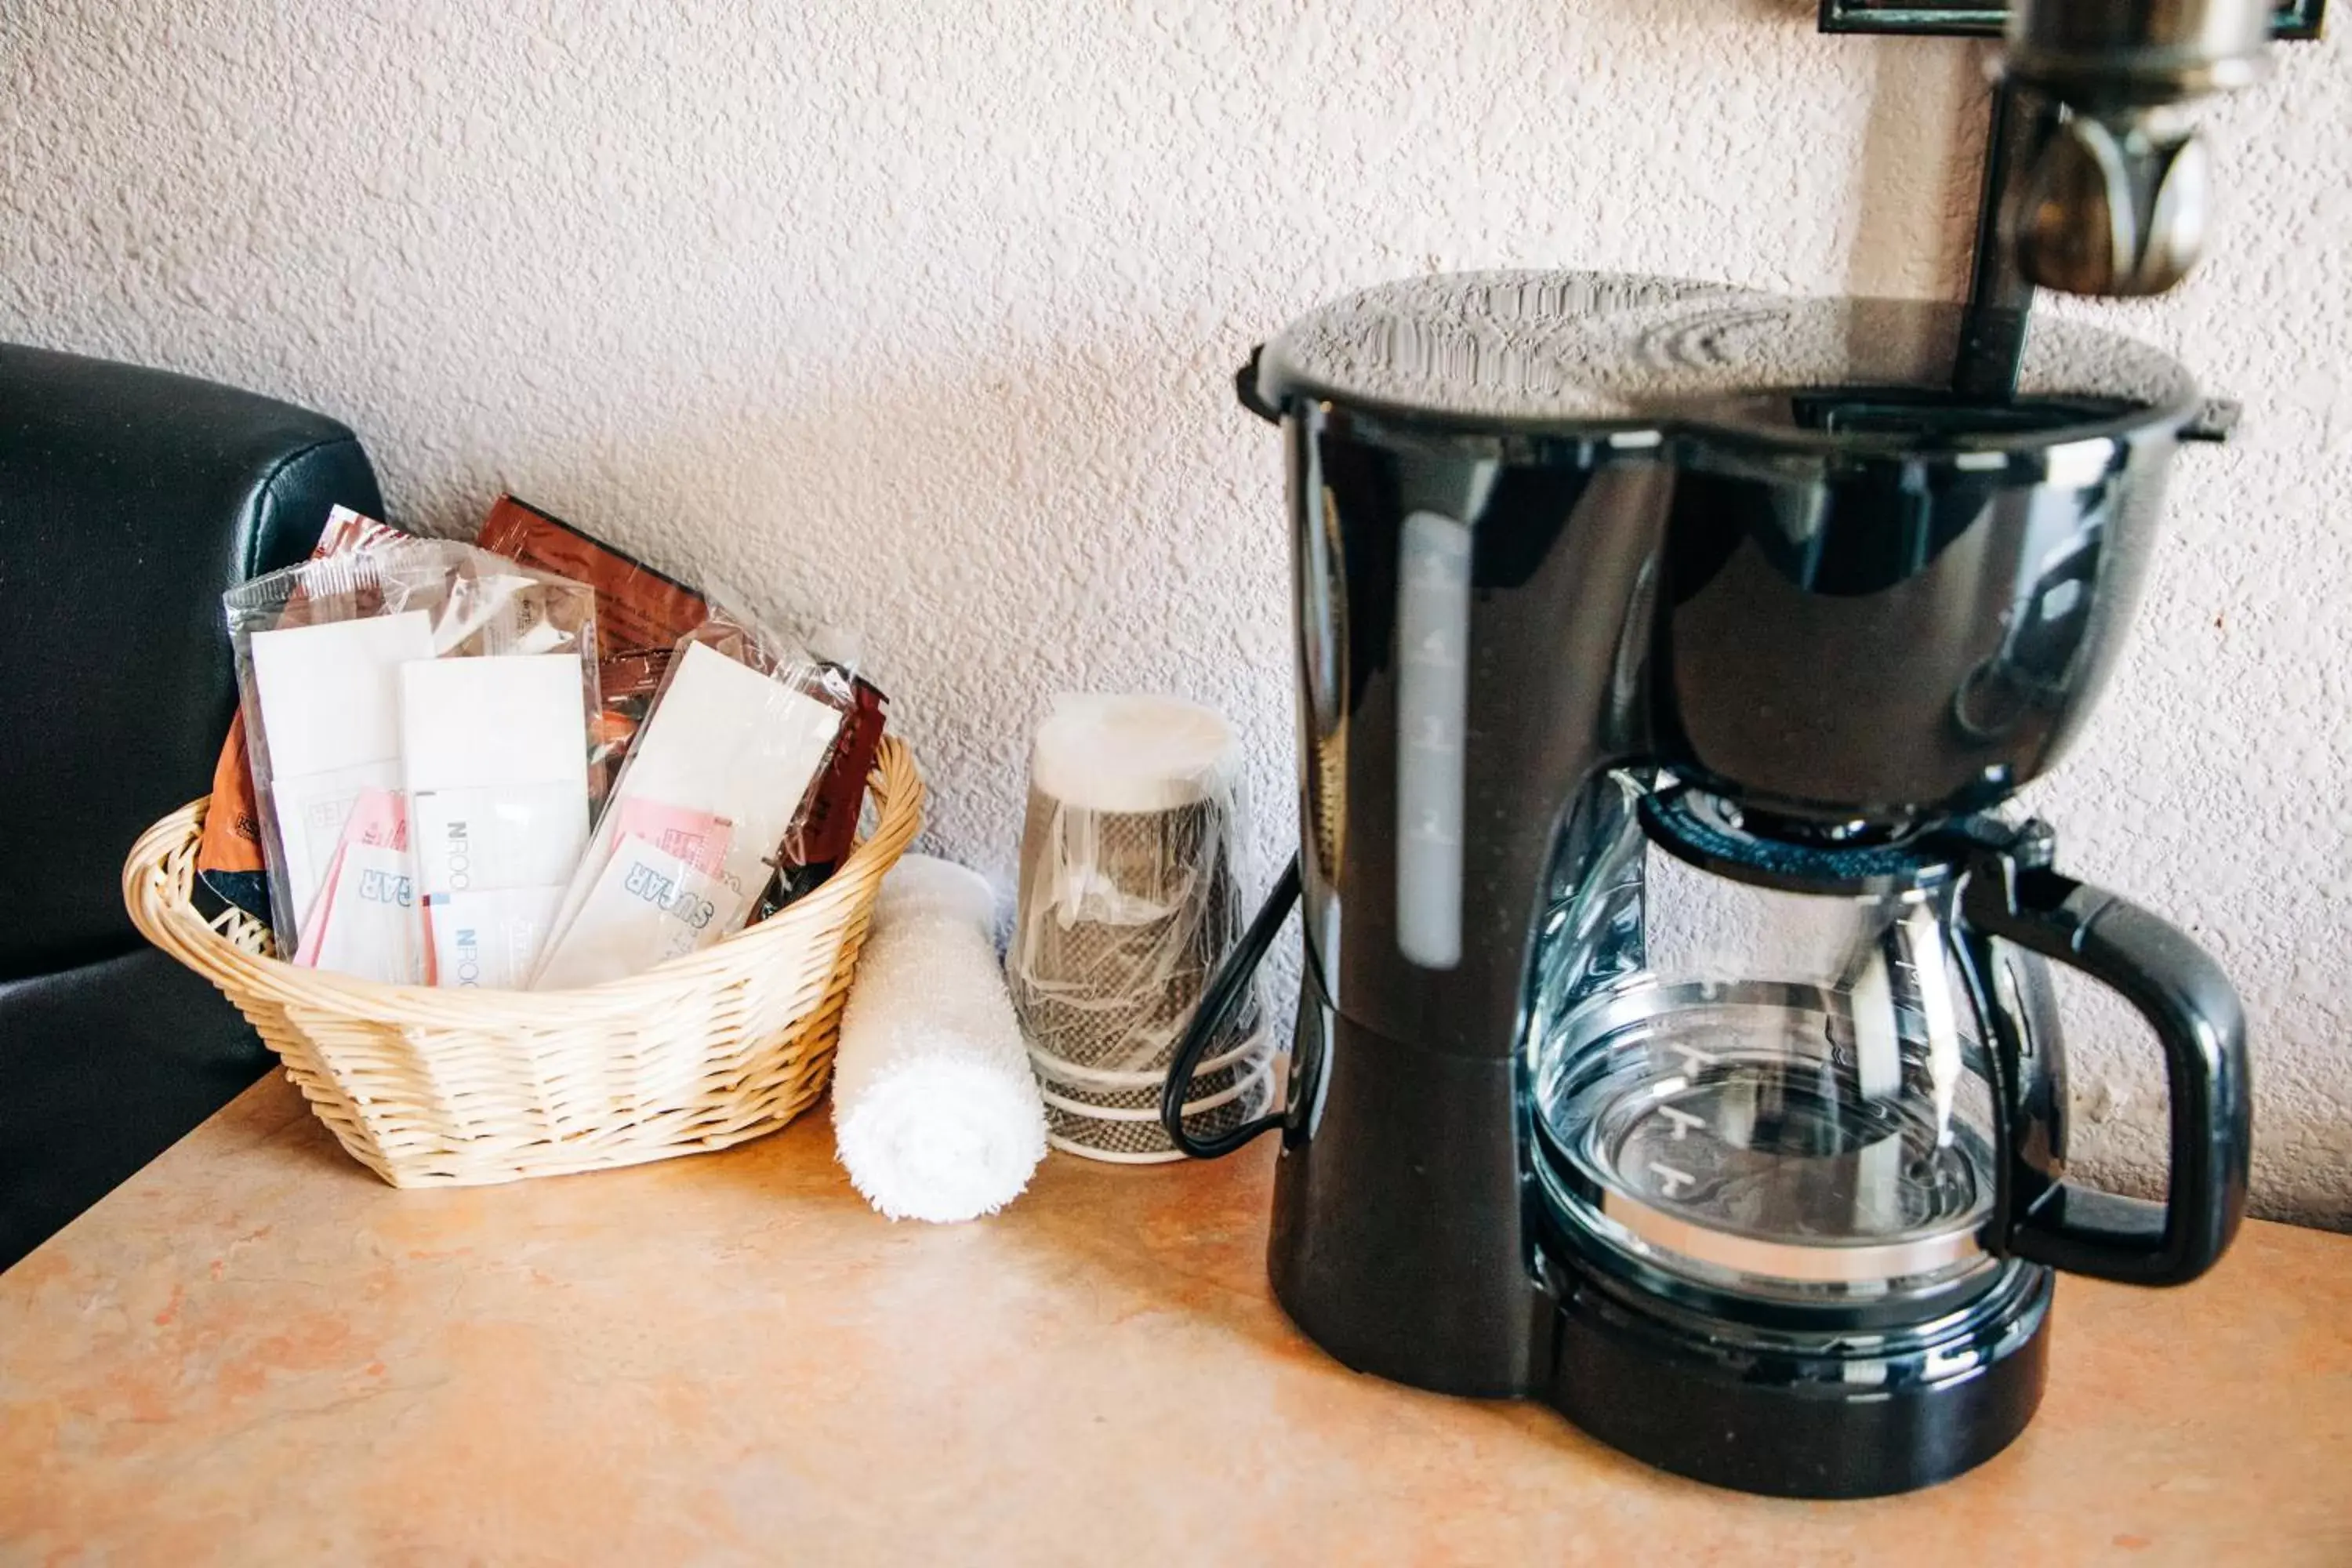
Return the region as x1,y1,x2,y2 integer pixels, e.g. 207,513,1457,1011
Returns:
832,856,1049,1223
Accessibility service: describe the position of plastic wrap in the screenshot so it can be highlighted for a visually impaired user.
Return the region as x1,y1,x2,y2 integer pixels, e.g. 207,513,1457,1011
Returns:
1007,695,1264,1104
528,607,851,989
198,504,408,920
754,623,888,917
223,538,600,973
474,494,710,789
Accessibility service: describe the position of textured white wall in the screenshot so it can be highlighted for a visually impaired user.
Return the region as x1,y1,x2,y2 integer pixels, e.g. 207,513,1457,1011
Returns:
3,2,2345,1223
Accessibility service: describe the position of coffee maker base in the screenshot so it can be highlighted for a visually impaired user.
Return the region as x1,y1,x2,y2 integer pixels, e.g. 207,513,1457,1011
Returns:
1545,1261,2055,1499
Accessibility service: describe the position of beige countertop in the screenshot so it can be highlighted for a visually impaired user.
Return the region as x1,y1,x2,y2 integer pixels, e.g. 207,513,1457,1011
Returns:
3,1073,2347,1566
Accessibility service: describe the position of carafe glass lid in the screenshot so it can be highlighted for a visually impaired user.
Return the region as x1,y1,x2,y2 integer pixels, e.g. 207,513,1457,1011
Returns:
1254,270,2201,447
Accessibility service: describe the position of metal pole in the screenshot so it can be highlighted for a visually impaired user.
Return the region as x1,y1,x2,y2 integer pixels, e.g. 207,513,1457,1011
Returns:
1951,78,2039,401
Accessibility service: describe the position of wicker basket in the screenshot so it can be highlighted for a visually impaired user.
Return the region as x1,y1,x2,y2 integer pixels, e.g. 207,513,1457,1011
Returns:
123,738,923,1189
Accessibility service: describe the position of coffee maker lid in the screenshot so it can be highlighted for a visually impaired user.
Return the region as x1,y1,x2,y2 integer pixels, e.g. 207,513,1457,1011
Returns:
1254,270,2201,445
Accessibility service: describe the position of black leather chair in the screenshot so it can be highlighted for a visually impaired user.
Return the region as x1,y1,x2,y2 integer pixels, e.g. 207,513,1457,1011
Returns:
0,343,381,1269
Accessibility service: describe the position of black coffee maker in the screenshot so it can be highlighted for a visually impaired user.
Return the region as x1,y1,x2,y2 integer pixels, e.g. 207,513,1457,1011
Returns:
1162,273,2253,1497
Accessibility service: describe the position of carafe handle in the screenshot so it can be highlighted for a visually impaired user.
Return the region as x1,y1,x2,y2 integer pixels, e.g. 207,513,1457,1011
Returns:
1961,853,2252,1286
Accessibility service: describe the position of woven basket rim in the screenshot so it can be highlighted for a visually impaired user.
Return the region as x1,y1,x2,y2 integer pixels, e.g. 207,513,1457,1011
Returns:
124,735,924,1014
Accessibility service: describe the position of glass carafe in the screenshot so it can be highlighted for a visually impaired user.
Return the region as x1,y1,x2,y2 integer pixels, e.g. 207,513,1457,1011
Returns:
1531,776,2250,1309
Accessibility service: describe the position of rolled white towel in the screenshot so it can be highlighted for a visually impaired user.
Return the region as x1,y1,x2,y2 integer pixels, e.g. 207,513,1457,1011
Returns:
832,855,1049,1221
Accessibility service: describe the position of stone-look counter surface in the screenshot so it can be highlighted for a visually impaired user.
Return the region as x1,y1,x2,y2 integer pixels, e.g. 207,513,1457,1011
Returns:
2,1075,2346,1566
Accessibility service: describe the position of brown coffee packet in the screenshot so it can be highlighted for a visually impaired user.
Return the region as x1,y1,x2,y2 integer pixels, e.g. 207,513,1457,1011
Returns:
477,495,705,661
201,717,267,876
591,648,673,765
796,677,890,871
475,495,708,781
